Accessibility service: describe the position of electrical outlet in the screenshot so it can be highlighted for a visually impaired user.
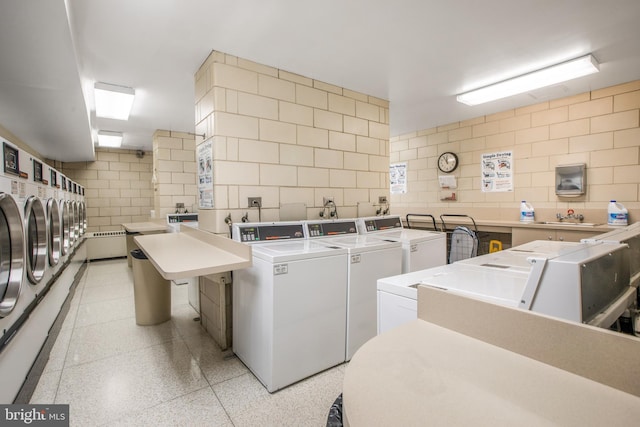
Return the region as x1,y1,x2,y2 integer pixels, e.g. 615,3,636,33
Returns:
378,196,388,204
323,196,334,205
248,197,262,207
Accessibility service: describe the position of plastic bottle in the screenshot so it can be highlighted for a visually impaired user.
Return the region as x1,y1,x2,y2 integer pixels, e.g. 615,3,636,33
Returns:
520,201,535,223
608,200,628,226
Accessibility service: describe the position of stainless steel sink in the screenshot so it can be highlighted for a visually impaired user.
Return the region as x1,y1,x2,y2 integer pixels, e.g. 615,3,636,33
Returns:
537,221,602,227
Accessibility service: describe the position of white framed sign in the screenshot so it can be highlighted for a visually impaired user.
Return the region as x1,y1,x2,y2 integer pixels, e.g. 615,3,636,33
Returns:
481,151,513,192
197,140,214,208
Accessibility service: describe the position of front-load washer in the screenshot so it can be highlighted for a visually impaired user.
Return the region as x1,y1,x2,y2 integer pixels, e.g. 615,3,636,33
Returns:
59,174,72,256
356,215,446,273
232,221,348,392
43,165,61,270
0,139,26,338
23,153,48,289
305,219,402,360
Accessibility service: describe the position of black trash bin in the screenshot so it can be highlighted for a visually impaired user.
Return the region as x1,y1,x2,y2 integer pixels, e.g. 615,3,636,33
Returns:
125,230,141,267
131,249,171,325
326,393,343,427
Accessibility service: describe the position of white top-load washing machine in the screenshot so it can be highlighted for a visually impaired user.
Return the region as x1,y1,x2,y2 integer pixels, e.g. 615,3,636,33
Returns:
418,241,631,326
232,221,348,392
377,240,632,333
305,219,402,360
356,215,446,273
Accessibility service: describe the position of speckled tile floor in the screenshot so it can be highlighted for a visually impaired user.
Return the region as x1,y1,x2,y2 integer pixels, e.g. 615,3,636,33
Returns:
30,258,345,426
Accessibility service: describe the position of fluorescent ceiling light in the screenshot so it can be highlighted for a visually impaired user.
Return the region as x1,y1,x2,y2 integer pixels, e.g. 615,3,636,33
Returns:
457,54,600,106
97,131,123,148
94,82,135,120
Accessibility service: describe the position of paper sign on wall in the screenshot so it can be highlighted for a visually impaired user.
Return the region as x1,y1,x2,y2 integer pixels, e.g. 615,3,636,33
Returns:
390,162,407,194
197,141,214,208
481,151,513,192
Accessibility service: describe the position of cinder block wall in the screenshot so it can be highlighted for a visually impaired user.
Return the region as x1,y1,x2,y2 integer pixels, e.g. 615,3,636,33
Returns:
152,130,197,218
61,148,153,232
390,80,640,223
194,51,390,233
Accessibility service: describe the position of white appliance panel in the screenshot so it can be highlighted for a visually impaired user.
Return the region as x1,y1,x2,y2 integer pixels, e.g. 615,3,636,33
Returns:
377,290,417,334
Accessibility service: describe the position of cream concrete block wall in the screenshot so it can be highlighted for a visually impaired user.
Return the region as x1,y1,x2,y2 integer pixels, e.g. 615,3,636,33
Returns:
390,80,640,223
60,148,153,232
195,50,390,230
152,130,196,218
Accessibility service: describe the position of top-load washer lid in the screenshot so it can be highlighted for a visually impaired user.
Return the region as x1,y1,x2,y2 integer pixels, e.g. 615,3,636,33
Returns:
0,193,24,317
419,264,528,308
372,228,446,243
250,239,348,263
24,196,47,284
319,234,402,253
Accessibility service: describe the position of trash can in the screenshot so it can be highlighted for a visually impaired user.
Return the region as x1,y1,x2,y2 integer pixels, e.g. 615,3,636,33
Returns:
131,249,171,325
126,231,140,268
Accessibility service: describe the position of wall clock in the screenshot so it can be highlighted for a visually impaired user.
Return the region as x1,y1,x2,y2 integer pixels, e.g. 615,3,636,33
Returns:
437,152,458,173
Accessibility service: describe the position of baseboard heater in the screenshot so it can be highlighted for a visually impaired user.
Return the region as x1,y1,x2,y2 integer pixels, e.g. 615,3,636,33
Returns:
86,231,127,260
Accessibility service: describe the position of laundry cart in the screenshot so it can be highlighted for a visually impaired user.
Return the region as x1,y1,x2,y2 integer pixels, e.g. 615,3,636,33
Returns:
405,214,438,231
440,214,488,263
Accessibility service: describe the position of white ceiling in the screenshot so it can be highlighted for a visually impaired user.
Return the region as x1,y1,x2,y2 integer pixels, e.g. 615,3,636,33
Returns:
1,0,640,162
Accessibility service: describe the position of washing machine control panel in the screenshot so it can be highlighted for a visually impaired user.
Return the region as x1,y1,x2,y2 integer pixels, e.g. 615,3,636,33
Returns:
360,216,403,232
306,220,358,237
236,223,305,242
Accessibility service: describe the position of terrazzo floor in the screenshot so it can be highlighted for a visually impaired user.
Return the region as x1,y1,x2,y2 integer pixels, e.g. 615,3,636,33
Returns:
29,258,345,426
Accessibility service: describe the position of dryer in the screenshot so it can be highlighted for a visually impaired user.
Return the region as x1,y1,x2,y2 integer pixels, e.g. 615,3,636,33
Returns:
23,152,48,290
356,215,446,273
44,165,61,271
305,219,402,360
59,174,71,256
232,221,348,392
0,139,26,325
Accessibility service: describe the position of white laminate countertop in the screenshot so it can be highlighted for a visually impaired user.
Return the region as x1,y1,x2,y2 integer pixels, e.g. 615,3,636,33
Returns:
133,225,251,280
122,221,168,233
343,320,640,426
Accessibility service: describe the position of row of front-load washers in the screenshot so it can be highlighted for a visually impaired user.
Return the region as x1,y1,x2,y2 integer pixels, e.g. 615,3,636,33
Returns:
0,137,86,332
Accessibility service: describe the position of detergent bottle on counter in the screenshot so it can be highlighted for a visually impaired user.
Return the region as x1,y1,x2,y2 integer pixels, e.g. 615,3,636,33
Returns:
608,200,628,226
520,201,535,223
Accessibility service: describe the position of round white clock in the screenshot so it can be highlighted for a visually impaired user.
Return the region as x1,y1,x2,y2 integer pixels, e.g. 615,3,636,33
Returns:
437,152,458,173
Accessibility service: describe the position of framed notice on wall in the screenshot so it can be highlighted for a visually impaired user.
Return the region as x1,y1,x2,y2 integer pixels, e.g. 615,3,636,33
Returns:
481,151,513,192
197,140,214,209
390,162,407,194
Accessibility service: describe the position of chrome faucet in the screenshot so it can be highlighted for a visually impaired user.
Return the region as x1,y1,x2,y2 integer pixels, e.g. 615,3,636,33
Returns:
556,209,584,222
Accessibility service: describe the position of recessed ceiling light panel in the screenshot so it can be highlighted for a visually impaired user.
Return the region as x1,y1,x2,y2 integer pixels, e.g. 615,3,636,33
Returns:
97,130,123,147
95,82,135,120
457,54,600,106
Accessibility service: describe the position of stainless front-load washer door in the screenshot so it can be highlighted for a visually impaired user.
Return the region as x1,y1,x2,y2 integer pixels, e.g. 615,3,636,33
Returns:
68,201,76,247
46,198,60,266
61,200,70,255
79,201,86,236
24,196,47,284
0,193,24,317
72,201,79,241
